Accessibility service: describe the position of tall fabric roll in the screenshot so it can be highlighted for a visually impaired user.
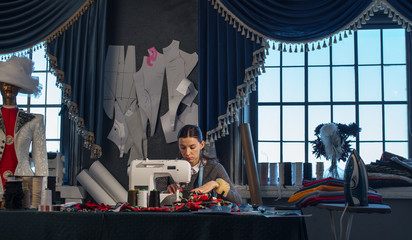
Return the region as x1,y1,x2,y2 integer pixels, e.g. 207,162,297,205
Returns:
77,170,116,205
89,161,128,203
239,123,262,205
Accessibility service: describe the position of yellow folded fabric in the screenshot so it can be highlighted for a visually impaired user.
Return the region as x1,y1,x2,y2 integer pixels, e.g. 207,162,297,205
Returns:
288,185,344,203
215,178,230,197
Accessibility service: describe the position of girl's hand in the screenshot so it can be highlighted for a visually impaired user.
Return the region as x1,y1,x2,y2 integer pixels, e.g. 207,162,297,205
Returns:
166,183,178,193
192,181,219,193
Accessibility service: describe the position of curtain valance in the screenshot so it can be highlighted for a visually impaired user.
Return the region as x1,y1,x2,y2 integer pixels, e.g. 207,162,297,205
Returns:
200,0,412,145
0,0,92,55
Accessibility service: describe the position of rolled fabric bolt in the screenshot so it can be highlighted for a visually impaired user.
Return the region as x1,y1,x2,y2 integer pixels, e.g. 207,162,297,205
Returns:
269,163,278,186
283,162,292,185
316,162,324,180
258,163,269,186
278,163,285,186
304,163,313,180
295,162,303,186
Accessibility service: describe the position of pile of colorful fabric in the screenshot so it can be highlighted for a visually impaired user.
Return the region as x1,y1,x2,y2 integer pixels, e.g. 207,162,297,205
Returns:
63,191,239,213
288,177,383,208
366,152,412,188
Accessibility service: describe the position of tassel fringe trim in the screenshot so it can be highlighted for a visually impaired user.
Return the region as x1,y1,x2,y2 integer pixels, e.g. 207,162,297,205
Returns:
205,0,412,145
46,48,102,159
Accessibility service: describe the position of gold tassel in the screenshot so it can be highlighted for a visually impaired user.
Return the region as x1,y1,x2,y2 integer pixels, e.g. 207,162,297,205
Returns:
339,33,342,41
322,40,327,48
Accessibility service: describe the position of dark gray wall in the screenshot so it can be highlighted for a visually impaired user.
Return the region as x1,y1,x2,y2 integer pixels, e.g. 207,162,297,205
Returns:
99,0,198,189
88,2,410,240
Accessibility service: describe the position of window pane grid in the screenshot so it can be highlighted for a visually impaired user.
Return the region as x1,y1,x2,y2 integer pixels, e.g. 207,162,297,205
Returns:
257,27,408,167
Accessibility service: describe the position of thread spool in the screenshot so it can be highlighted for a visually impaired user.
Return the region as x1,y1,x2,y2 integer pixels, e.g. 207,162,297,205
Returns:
148,189,160,207
316,162,324,180
269,163,278,186
4,180,24,210
137,189,148,208
128,189,139,206
29,176,44,209
39,188,52,211
22,188,31,209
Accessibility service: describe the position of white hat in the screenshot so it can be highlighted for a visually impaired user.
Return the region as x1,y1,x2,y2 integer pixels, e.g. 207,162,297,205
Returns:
0,56,41,96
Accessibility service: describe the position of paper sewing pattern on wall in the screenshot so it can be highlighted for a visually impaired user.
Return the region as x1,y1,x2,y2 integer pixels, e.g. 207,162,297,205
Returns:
103,40,198,161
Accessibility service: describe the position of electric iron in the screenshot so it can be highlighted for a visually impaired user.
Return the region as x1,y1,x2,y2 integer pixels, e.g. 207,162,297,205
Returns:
344,149,369,206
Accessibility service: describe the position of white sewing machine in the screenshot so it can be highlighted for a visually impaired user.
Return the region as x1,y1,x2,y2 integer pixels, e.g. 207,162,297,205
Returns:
127,159,191,206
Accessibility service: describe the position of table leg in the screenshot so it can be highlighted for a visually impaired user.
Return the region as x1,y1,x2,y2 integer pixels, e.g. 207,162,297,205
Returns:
328,210,337,240
344,213,354,240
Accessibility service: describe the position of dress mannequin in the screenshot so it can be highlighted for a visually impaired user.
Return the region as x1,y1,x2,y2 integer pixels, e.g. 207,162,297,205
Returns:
0,57,48,196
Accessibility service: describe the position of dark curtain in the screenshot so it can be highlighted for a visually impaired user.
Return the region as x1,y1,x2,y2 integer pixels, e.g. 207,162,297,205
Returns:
198,0,260,144
47,0,107,184
0,0,89,53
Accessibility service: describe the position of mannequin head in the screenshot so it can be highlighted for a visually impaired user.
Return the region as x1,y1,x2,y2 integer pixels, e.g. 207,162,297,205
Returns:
0,56,41,107
0,82,21,106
